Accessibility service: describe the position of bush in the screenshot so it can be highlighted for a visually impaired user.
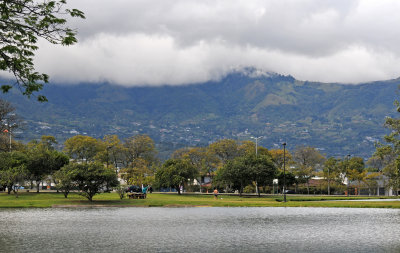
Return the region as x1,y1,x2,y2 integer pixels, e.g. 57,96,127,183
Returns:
186,184,200,192
243,185,255,193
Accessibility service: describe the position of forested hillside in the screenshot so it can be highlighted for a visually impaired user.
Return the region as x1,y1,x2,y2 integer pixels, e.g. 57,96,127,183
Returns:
2,70,399,159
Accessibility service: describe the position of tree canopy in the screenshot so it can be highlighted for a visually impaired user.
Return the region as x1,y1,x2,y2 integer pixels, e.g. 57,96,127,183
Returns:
155,159,198,194
0,0,84,101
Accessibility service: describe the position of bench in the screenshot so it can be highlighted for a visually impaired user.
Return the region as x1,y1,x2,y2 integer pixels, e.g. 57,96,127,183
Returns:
127,192,146,199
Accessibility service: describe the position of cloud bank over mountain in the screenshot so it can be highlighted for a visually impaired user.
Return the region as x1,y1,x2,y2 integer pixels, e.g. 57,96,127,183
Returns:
31,0,400,85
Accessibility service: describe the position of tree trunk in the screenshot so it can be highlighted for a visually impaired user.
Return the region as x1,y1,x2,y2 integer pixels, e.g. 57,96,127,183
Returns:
63,191,69,198
306,181,310,195
36,182,40,193
198,177,202,193
256,181,260,197
7,186,12,194
328,178,330,195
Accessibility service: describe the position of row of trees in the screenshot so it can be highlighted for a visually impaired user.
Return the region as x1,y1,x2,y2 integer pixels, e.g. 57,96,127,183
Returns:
2,94,400,197
0,130,391,198
0,131,157,200
154,140,383,196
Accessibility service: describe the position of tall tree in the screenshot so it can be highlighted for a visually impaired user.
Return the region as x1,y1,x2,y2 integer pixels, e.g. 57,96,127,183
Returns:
208,139,240,167
292,146,325,194
64,135,101,163
0,0,84,101
59,162,119,201
370,95,400,195
97,135,125,171
270,148,293,170
123,134,157,168
173,147,219,192
214,154,277,196
26,136,69,192
155,159,198,194
323,157,342,195
0,151,28,194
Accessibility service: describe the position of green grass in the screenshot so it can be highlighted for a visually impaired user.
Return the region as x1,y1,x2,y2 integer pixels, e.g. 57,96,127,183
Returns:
0,192,399,208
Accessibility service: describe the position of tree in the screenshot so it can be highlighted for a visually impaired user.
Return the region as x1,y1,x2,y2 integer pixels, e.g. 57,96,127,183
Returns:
292,146,325,194
0,151,28,195
172,147,219,192
215,157,252,196
97,135,125,171
208,139,240,166
270,148,293,170
238,140,270,157
0,0,85,101
370,98,400,196
214,154,277,196
64,135,101,163
60,162,119,201
323,157,342,195
123,134,157,168
53,165,74,198
120,158,155,186
155,159,198,194
247,154,277,196
26,136,69,192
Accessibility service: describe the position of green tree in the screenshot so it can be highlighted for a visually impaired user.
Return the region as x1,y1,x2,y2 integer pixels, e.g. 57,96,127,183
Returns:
323,157,341,195
208,139,240,167
0,151,28,195
215,156,252,196
123,134,157,168
214,154,277,196
120,158,155,186
26,136,69,192
172,147,219,192
64,135,101,163
0,0,84,101
155,159,198,194
61,162,119,201
53,165,74,198
270,149,293,170
276,170,297,193
292,146,325,194
97,135,125,171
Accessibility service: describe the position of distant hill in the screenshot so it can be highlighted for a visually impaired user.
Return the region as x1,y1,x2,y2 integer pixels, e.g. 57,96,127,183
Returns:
2,69,399,159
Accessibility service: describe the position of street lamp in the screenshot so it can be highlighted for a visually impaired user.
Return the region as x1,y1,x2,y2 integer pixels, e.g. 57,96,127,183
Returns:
251,136,262,196
250,136,263,157
283,142,287,203
346,154,351,197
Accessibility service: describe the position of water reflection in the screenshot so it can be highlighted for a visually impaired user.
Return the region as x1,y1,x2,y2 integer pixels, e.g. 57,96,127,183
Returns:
0,207,399,252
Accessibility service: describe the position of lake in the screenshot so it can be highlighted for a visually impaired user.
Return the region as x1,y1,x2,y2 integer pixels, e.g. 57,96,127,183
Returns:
0,207,399,252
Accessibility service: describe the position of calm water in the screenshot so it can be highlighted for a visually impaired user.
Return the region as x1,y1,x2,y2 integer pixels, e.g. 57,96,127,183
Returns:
0,207,399,252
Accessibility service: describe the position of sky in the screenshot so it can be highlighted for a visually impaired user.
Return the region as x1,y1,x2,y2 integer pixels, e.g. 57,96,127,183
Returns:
31,0,400,86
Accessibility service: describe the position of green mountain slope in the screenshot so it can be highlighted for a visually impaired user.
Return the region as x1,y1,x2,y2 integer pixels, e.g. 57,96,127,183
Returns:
2,70,399,159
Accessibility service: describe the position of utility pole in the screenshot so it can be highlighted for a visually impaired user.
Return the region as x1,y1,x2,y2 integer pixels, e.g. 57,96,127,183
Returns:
283,142,287,203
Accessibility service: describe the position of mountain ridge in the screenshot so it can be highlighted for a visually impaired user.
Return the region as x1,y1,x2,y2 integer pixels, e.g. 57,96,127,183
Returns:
2,70,399,159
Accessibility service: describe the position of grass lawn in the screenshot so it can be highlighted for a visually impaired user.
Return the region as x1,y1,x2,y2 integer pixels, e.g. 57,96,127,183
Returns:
0,192,400,208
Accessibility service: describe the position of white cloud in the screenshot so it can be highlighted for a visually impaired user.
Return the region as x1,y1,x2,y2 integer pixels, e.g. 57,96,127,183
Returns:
26,0,400,85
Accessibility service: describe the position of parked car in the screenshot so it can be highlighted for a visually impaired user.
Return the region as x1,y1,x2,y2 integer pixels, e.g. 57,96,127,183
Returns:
126,185,142,193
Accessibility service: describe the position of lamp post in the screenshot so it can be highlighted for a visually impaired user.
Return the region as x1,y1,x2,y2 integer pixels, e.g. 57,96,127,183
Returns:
250,136,262,157
283,142,287,203
346,154,351,197
251,136,262,196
